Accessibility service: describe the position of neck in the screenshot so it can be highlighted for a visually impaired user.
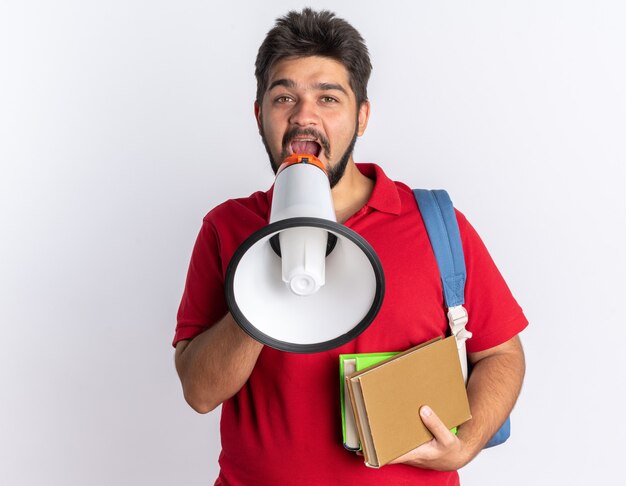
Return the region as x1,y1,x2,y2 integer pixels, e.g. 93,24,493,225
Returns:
331,161,374,223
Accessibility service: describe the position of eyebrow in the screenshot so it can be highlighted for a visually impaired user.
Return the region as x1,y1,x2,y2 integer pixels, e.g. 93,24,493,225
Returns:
267,79,348,95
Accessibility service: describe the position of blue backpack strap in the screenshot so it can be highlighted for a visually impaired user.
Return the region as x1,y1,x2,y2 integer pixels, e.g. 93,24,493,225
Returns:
413,189,472,381
412,189,466,308
413,189,510,449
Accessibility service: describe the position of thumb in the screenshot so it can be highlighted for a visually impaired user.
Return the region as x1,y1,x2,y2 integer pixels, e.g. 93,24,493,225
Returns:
420,405,455,446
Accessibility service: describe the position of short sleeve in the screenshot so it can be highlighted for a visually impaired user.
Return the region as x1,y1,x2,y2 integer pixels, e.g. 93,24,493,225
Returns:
173,219,228,346
457,211,529,353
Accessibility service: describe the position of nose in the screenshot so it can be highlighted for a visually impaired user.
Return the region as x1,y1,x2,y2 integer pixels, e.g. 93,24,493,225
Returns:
289,98,319,127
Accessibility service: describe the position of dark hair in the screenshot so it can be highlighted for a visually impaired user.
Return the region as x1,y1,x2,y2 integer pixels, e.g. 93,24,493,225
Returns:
255,8,372,107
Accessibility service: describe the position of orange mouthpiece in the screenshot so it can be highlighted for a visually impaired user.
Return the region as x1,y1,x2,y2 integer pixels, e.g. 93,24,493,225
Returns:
277,154,327,175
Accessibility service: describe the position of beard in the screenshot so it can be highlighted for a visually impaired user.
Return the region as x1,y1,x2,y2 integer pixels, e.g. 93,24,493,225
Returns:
259,119,359,189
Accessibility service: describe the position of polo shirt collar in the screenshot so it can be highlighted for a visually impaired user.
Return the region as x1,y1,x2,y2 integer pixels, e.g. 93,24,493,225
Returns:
357,163,402,215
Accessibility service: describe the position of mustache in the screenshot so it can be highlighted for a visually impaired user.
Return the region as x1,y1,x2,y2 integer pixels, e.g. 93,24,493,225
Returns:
281,127,331,158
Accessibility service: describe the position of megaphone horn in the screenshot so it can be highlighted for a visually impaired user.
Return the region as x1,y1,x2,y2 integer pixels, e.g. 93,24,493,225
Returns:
225,154,385,353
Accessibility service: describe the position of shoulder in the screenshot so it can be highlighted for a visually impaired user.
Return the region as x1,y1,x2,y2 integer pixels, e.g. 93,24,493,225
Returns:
203,190,270,227
194,190,271,259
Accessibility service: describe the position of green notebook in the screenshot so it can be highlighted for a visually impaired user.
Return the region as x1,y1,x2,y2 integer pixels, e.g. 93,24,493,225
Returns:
340,352,398,450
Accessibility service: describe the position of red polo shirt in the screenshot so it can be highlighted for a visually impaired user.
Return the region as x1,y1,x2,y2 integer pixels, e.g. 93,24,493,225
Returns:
175,163,528,485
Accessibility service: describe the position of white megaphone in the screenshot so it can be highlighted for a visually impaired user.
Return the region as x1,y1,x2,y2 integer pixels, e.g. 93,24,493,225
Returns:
224,154,385,353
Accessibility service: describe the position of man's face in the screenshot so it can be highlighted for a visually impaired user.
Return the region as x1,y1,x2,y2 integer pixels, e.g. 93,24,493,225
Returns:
255,56,369,187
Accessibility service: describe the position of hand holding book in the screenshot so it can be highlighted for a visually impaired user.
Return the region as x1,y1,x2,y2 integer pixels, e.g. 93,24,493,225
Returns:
388,404,472,471
340,336,471,468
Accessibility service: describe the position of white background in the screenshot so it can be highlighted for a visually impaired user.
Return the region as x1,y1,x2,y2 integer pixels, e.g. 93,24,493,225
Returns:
1,1,624,485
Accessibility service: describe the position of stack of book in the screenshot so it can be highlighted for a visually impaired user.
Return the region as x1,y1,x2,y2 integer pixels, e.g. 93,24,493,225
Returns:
339,336,472,468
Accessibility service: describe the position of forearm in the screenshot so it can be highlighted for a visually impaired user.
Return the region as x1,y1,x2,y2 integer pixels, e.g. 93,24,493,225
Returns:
458,336,526,458
175,313,264,413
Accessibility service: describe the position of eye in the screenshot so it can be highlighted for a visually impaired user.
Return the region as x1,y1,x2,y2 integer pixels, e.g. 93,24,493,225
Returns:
275,95,294,104
321,96,339,103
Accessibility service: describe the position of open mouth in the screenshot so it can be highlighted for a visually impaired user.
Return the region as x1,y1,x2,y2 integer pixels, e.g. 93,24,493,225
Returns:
290,139,322,157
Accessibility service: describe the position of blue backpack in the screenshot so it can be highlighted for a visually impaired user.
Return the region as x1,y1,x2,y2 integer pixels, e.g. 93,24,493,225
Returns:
413,189,510,449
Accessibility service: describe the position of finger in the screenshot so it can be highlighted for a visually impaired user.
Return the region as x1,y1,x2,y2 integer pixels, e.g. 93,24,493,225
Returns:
420,405,455,447
389,441,435,465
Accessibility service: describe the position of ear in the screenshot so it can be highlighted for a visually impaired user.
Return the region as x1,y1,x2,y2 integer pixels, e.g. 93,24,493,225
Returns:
254,101,262,133
357,101,371,136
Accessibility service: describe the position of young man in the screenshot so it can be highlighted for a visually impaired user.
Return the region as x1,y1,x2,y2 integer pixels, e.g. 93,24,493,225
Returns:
174,8,527,485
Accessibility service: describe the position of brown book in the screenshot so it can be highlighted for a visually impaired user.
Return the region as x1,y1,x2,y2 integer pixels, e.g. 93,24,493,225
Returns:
346,336,472,468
